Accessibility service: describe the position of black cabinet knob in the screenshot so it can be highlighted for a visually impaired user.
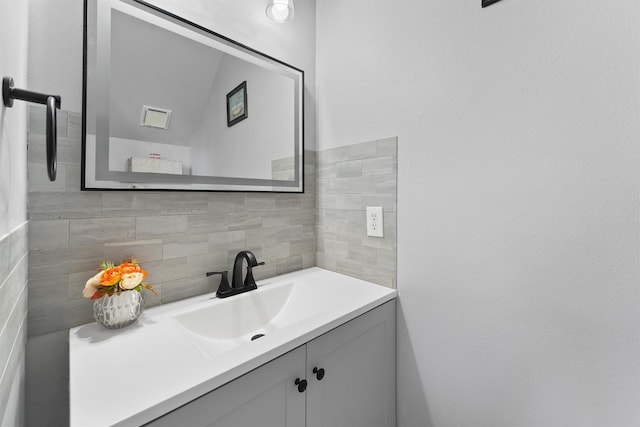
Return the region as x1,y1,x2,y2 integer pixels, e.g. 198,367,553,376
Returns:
312,367,325,381
294,378,307,393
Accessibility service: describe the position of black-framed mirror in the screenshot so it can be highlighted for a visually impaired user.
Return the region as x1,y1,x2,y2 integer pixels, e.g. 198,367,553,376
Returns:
83,0,304,192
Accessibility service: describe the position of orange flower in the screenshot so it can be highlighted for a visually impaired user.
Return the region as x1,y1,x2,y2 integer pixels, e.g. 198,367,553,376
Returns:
119,263,147,278
82,258,157,300
100,267,123,286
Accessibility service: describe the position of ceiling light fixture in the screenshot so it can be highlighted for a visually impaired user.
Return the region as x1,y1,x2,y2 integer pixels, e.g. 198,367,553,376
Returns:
266,0,295,23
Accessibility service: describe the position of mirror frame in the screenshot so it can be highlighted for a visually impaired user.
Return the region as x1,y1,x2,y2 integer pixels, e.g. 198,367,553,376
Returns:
82,0,304,192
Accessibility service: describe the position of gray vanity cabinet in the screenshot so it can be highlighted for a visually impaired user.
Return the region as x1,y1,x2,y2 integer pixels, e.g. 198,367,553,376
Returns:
147,301,395,427
306,300,396,427
147,346,306,427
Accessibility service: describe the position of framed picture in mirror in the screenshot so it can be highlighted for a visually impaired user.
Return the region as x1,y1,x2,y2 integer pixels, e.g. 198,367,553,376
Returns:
227,81,248,127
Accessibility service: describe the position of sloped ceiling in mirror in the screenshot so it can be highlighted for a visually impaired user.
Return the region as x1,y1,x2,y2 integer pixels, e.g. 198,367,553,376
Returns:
110,9,223,146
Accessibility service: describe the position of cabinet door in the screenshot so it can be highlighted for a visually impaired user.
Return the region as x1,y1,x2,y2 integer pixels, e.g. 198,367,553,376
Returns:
306,301,396,427
148,346,306,427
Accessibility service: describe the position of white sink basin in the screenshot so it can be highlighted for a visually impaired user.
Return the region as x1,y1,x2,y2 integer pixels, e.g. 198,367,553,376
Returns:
173,280,338,345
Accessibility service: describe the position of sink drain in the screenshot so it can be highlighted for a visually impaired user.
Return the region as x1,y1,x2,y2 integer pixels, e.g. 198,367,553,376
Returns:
251,333,265,341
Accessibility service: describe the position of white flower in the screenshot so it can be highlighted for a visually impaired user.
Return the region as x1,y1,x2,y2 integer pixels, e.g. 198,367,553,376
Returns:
119,272,145,290
82,271,104,298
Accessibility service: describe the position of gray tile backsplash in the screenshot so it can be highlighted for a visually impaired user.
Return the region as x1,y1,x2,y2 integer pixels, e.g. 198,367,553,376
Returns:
0,222,28,421
26,106,396,337
27,106,316,336
315,137,397,288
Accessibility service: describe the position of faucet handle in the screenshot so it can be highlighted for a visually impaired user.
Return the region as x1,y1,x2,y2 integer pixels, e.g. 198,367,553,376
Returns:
244,261,265,287
206,270,231,295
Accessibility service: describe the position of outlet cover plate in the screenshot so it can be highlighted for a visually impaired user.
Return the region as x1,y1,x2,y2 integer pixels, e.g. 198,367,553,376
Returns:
366,206,384,237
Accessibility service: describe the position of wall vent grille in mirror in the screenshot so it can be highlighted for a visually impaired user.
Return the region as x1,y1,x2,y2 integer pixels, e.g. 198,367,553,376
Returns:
83,0,304,192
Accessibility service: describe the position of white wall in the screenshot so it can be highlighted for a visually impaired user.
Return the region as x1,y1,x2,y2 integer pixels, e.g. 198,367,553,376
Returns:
0,0,28,234
316,0,640,426
29,0,83,114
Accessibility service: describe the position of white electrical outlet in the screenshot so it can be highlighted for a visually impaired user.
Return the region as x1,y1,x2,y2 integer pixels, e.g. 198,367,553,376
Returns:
366,206,384,237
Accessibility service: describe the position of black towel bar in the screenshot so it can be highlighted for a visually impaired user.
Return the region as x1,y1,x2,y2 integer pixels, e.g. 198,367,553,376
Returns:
2,76,61,181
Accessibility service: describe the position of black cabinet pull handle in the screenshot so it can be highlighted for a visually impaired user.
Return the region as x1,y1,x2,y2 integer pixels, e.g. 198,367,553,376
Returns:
312,367,325,381
294,378,307,393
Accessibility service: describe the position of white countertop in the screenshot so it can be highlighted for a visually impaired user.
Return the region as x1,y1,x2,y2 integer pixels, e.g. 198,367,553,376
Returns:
69,267,396,427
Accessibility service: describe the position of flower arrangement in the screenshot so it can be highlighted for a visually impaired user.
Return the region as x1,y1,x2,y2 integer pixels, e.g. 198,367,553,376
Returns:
82,257,157,300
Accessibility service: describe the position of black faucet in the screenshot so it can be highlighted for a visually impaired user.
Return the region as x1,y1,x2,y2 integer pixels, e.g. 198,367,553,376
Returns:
232,250,264,289
206,250,264,298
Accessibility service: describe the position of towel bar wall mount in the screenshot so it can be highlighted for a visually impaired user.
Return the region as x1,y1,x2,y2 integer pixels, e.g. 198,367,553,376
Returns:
2,76,61,181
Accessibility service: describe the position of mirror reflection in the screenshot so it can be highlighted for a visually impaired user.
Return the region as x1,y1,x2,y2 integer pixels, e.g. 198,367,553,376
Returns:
83,0,304,192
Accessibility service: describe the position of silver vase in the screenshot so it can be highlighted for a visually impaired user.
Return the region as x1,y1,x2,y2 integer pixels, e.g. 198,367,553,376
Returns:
93,290,145,329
